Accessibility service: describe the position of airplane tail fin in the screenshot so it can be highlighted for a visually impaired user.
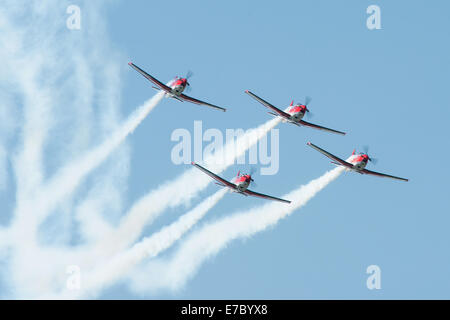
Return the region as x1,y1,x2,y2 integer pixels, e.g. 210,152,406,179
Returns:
290,100,294,106
352,149,355,155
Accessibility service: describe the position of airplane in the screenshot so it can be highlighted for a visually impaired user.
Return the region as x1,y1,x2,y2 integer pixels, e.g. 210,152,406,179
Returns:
245,90,346,135
307,142,409,182
191,162,291,203
128,62,226,112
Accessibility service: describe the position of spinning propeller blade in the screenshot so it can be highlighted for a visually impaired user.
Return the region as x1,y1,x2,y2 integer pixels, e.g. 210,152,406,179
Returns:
248,166,258,187
185,70,193,86
304,96,312,107
362,145,378,164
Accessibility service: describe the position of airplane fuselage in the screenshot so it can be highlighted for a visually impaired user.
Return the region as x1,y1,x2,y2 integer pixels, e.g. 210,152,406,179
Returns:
234,175,252,192
347,154,369,171
171,85,185,95
236,181,250,192
286,105,306,122
169,78,187,96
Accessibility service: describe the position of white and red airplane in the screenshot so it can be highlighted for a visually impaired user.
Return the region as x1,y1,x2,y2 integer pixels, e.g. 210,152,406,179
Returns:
245,90,346,135
307,142,409,182
191,162,291,203
128,62,226,112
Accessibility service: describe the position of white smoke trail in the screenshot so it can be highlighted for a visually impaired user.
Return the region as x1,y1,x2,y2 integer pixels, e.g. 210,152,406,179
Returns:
7,89,165,297
0,0,160,298
87,117,281,261
6,90,166,268
0,0,281,299
0,91,17,192
129,167,344,294
55,188,228,299
0,227,6,253
36,91,165,222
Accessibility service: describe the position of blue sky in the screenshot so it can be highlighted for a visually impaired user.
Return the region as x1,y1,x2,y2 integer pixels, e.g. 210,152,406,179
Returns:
1,0,449,299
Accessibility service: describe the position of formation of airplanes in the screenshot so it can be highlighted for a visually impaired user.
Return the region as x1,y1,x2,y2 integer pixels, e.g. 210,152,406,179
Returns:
129,62,409,204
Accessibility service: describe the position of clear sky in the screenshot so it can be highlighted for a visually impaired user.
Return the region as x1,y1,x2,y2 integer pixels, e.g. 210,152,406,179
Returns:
0,0,449,299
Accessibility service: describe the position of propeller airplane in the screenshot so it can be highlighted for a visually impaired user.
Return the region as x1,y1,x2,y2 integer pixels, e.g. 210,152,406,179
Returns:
307,142,409,182
128,62,226,112
191,162,291,203
245,90,346,135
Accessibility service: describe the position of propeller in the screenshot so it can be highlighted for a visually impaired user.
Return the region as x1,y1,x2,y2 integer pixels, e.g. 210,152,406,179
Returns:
185,70,193,86
362,145,378,164
304,96,313,117
248,166,257,187
304,96,312,107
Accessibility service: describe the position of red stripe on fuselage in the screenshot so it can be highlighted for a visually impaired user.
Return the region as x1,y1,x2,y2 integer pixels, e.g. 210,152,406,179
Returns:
288,105,306,114
350,154,369,164
235,174,251,183
171,78,187,90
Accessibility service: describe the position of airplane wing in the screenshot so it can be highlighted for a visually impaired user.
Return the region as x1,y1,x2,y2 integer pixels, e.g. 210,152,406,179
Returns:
298,120,346,136
243,189,291,204
179,93,226,112
361,168,409,182
128,62,173,93
307,142,354,169
245,90,291,119
191,162,237,189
